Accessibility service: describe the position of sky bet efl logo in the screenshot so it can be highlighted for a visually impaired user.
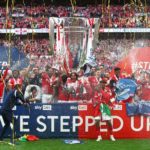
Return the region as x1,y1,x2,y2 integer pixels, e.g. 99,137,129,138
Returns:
34,105,52,111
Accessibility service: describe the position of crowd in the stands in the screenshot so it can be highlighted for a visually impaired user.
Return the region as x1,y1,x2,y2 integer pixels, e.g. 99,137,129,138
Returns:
0,37,149,104
0,4,150,29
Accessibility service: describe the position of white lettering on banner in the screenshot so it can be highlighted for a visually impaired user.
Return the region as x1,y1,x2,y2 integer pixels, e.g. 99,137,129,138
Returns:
37,116,47,132
85,116,95,132
70,106,78,110
47,116,58,132
78,105,87,111
113,105,122,111
35,105,42,110
101,28,150,33
146,117,150,131
60,116,70,132
1,28,150,34
131,116,144,131
43,105,52,111
112,116,124,132
132,61,150,72
72,116,83,132
0,115,150,133
100,122,107,132
20,116,30,132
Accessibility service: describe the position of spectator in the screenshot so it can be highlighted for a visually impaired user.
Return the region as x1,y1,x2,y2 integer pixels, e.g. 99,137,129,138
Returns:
8,70,23,90
67,72,83,102
0,65,9,102
41,67,54,103
24,85,41,103
111,67,123,82
53,74,69,102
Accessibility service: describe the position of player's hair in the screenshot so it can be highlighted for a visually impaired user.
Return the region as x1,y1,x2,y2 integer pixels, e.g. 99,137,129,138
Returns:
31,86,37,92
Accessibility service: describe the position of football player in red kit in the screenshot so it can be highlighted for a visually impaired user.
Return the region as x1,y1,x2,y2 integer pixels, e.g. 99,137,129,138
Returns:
88,69,101,98
93,80,116,142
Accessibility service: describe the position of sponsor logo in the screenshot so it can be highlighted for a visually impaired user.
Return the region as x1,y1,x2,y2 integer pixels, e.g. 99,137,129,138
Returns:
43,105,52,111
113,105,122,110
70,106,78,110
78,105,87,111
35,105,42,110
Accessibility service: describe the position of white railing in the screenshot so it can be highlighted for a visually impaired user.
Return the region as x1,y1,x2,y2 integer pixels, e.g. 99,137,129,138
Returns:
0,28,150,34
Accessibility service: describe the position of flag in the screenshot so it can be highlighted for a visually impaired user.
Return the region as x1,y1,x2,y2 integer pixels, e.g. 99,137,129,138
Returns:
15,28,27,35
100,104,111,121
116,79,137,101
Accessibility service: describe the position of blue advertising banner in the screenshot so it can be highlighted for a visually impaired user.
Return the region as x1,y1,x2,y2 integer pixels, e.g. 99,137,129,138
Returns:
0,46,29,70
140,102,150,116
126,103,139,116
126,101,150,116
1,103,150,139
0,103,78,138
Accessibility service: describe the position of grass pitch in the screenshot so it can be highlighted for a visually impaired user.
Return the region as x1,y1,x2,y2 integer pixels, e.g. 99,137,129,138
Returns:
0,139,150,150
